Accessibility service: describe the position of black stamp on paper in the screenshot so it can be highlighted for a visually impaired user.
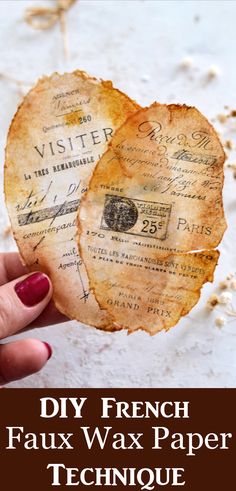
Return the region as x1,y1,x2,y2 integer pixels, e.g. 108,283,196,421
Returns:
101,194,172,240
102,195,138,232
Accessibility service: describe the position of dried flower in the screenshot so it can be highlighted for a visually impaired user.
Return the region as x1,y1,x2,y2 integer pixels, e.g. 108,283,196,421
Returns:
230,278,236,291
219,291,233,305
180,56,193,69
218,279,230,290
217,114,227,124
207,65,221,79
218,274,236,291
226,162,234,168
224,140,234,151
226,162,236,178
207,294,220,309
215,316,227,328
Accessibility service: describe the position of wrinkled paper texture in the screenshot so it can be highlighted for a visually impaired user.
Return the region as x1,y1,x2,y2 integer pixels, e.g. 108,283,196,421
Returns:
78,104,226,333
4,71,139,327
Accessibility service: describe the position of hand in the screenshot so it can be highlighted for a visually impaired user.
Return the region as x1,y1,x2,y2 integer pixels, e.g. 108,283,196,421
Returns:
0,252,68,385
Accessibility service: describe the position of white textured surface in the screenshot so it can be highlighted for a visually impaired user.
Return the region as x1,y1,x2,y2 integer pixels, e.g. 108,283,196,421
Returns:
1,0,236,387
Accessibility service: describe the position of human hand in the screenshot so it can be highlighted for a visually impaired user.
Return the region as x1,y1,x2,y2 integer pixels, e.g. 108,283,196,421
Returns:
0,252,68,385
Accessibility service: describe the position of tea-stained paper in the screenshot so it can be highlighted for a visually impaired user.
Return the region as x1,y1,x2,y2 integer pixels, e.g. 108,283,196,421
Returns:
78,104,226,333
5,71,139,327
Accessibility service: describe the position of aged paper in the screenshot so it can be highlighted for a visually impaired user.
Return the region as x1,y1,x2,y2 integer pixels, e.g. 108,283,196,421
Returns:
4,71,139,327
78,104,226,333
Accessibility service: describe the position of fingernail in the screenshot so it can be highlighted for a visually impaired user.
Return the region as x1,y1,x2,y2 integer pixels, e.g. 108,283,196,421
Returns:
15,272,50,307
43,342,53,360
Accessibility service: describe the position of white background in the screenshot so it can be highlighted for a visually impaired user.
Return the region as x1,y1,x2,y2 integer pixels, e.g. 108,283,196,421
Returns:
0,0,236,387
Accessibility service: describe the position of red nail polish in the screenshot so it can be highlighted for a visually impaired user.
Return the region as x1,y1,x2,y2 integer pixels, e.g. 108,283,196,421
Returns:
43,342,53,360
14,272,50,307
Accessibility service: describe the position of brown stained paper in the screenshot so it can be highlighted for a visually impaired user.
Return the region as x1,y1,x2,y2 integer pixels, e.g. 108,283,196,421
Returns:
4,71,139,328
78,104,226,333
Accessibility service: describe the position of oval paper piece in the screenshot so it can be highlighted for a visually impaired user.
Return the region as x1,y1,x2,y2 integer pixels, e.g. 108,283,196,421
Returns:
4,70,139,328
78,103,226,334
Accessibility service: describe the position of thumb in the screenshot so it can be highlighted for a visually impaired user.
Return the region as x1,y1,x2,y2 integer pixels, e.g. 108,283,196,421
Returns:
0,272,52,339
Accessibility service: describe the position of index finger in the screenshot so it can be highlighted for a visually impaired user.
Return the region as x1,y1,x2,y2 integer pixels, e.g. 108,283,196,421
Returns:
0,252,29,286
0,253,68,327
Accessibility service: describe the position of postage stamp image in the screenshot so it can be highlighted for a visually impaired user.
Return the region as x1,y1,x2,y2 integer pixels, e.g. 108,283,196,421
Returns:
100,194,172,240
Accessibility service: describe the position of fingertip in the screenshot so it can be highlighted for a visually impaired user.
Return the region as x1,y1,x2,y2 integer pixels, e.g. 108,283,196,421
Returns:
0,272,55,339
22,338,53,369
14,272,52,308
42,341,53,360
0,338,53,385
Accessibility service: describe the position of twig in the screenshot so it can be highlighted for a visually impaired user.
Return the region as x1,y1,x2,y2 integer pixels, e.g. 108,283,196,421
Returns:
0,72,32,96
24,0,77,60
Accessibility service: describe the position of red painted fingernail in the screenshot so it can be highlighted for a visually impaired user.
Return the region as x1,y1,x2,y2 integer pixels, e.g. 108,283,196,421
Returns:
43,342,53,360
14,272,50,307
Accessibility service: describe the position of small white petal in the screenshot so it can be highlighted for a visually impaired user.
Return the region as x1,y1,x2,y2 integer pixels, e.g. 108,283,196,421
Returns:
230,279,236,290
219,291,233,305
208,65,221,78
218,280,229,290
226,273,234,280
180,56,193,69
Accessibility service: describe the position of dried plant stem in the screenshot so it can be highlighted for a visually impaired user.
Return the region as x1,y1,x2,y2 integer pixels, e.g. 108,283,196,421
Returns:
225,309,236,317
0,72,32,96
25,0,77,60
